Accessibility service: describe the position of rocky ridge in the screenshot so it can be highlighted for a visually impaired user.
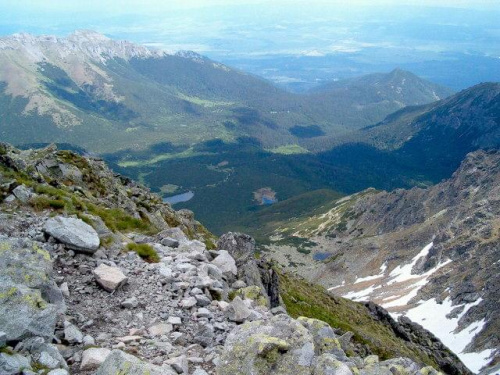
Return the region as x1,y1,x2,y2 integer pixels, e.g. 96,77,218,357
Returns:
264,150,500,373
0,143,469,374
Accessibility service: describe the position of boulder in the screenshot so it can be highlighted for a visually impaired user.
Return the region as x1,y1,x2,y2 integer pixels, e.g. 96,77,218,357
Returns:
63,321,83,344
96,350,176,375
12,185,33,203
0,237,59,342
0,352,31,375
93,264,128,292
43,216,99,253
211,250,237,275
313,354,353,375
217,314,315,375
80,348,111,371
226,296,252,323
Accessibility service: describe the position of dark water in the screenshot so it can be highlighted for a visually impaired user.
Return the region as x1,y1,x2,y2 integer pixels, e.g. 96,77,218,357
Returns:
262,197,277,205
163,191,194,204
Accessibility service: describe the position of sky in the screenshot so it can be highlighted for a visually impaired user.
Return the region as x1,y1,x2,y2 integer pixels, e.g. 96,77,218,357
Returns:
1,0,500,17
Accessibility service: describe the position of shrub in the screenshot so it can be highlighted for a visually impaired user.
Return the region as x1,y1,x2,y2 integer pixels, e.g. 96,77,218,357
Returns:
126,242,160,263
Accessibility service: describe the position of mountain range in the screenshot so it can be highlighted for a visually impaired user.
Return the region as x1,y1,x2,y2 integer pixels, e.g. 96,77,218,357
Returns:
0,30,452,154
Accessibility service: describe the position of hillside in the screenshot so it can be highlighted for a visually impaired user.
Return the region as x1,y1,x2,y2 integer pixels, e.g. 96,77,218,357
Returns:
0,31,451,155
0,143,469,374
263,150,500,374
305,68,454,130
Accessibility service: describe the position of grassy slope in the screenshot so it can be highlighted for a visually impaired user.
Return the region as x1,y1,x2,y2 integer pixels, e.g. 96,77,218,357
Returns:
278,271,449,369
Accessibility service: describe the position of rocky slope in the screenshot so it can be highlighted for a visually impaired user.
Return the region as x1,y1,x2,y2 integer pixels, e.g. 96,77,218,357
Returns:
264,150,500,374
0,143,470,374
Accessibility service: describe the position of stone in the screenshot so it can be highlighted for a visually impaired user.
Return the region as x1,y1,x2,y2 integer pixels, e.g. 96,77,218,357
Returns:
195,294,212,307
217,314,315,375
43,216,100,253
180,297,197,309
226,297,252,323
232,280,247,289
0,352,31,375
59,283,70,298
82,335,96,346
93,264,128,292
0,237,59,342
271,306,287,315
161,237,180,248
217,232,256,264
12,185,33,203
167,316,182,325
80,348,112,371
234,286,270,308
192,368,209,375
96,349,176,375
313,353,354,375
4,195,16,203
38,351,60,369
166,355,189,374
158,264,174,282
148,323,173,336
211,250,237,275
121,296,139,308
64,321,83,344
47,370,69,375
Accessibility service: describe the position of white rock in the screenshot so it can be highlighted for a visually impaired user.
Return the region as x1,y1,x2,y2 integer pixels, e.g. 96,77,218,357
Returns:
167,317,182,325
80,348,111,371
93,264,128,292
180,297,197,309
59,282,70,298
211,250,237,275
148,323,173,336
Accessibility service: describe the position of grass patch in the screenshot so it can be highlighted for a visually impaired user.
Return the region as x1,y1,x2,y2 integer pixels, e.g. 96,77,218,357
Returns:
278,270,442,367
87,203,155,234
29,196,65,211
126,242,160,263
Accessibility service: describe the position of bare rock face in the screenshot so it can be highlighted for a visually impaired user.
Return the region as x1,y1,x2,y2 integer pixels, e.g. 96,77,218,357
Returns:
92,264,128,292
44,216,100,254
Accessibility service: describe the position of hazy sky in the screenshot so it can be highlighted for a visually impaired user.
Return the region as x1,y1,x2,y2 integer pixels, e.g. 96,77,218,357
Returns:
2,0,500,14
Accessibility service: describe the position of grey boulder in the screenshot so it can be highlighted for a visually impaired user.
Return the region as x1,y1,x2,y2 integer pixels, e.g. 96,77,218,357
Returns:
96,350,176,375
43,216,100,253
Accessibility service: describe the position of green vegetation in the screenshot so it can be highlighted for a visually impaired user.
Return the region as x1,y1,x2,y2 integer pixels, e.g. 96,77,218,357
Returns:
278,270,443,368
126,242,160,263
87,203,154,234
267,144,310,155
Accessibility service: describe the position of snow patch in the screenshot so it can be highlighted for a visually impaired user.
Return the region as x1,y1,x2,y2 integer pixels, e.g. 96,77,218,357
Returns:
404,297,491,373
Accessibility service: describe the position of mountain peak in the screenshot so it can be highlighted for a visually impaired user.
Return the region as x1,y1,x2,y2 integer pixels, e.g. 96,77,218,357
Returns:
68,29,111,42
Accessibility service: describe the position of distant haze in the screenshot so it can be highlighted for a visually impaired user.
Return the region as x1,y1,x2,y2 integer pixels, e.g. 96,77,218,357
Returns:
0,0,499,90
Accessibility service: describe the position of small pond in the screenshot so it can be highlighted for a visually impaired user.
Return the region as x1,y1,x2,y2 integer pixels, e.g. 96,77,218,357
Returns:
313,252,332,261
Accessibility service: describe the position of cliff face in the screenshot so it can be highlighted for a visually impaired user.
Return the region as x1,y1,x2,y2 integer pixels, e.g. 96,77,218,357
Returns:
0,143,469,374
265,150,500,374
